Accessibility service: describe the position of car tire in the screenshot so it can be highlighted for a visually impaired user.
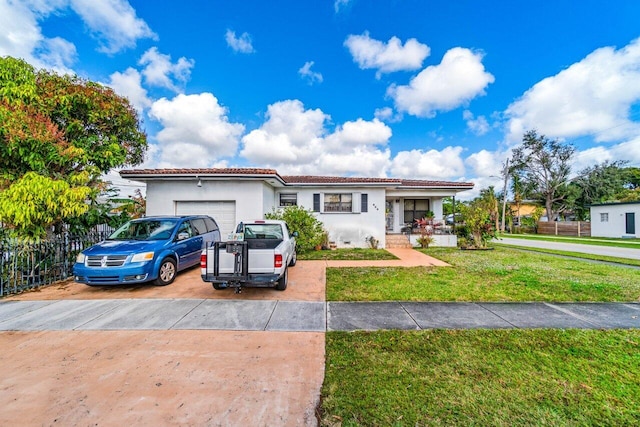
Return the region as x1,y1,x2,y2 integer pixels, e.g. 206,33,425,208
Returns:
275,267,288,291
154,257,177,286
212,283,224,290
289,251,297,267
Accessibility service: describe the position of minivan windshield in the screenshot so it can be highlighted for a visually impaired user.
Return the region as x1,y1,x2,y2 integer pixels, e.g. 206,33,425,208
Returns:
108,219,178,241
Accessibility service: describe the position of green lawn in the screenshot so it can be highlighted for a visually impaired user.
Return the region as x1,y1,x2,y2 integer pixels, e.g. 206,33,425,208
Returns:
326,247,640,301
321,329,640,426
299,248,398,261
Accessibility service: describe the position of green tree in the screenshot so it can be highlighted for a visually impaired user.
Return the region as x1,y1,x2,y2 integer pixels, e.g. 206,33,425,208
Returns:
0,56,147,239
459,189,498,248
568,161,628,219
0,172,90,239
511,130,575,221
265,205,326,253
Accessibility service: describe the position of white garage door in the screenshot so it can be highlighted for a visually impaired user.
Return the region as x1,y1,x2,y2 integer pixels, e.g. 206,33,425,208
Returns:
175,201,236,238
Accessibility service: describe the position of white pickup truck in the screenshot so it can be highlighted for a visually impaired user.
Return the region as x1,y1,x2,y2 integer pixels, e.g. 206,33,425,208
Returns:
200,220,297,292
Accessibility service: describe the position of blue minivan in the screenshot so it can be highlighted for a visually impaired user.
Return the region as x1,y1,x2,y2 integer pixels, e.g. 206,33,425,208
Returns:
73,215,221,286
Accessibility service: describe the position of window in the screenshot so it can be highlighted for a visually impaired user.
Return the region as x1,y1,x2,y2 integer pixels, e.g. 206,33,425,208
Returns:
404,199,429,224
600,212,609,222
324,193,352,212
361,194,368,213
191,218,207,235
279,193,297,207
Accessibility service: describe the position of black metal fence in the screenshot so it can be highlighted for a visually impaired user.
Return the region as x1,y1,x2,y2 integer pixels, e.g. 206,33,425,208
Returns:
0,231,111,297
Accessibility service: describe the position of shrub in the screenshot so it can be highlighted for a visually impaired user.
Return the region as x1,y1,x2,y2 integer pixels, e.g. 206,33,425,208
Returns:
265,205,326,253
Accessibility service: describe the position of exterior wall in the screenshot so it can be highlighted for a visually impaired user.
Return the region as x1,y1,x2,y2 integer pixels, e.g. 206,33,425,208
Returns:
590,203,640,238
145,180,266,224
275,187,387,248
144,179,464,249
409,234,457,247
262,183,276,217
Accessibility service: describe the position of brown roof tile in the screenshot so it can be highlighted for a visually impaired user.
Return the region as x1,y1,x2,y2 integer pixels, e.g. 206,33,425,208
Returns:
120,168,474,189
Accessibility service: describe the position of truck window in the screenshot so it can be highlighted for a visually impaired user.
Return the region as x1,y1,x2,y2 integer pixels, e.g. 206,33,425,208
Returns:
244,224,283,239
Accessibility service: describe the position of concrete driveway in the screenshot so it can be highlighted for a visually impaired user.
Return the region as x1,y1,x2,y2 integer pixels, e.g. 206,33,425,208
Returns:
0,249,444,426
0,262,328,427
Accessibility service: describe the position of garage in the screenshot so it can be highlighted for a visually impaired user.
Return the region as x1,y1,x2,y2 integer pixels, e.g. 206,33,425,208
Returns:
175,201,236,238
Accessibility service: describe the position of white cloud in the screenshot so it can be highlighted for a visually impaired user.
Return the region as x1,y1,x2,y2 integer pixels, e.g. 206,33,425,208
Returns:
0,0,75,72
0,0,154,70
465,149,505,178
374,106,403,123
108,67,152,113
505,38,640,144
241,100,393,176
388,47,495,118
69,0,156,54
390,146,466,180
325,118,391,149
463,110,490,135
334,0,351,13
298,61,323,85
241,100,327,165
149,93,245,168
138,47,194,92
225,29,255,54
345,32,430,77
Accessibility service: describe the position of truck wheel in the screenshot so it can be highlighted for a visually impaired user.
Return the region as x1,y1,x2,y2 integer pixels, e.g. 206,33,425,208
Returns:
154,258,177,286
276,268,288,291
289,251,297,267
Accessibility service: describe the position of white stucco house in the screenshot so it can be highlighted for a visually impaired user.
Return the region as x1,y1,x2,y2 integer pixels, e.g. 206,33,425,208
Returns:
590,202,639,238
119,168,474,248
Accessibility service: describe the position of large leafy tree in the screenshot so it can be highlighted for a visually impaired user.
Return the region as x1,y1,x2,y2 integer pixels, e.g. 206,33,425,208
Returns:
567,161,629,219
510,130,575,221
0,56,147,239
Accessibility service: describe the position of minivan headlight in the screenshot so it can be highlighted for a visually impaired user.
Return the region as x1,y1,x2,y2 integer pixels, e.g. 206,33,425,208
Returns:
131,252,154,263
76,253,86,263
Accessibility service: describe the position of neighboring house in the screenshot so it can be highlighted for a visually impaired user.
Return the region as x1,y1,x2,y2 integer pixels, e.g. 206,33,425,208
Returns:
590,202,639,238
119,168,474,248
508,200,542,224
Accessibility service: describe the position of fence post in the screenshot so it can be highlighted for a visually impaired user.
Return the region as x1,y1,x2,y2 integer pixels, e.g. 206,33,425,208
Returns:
578,221,581,237
555,221,558,236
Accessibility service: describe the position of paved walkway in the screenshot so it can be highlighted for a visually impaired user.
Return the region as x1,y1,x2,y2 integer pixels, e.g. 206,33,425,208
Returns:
2,298,639,331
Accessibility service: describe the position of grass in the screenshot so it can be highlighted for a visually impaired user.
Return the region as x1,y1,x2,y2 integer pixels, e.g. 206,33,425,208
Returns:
499,233,640,249
326,247,640,301
321,329,640,426
299,248,398,261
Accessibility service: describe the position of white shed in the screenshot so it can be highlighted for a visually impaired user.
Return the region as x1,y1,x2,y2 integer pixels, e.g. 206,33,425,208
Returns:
590,202,639,238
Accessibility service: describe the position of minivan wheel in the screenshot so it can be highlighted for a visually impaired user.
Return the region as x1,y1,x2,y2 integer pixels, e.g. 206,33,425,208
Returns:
154,258,177,286
275,267,288,291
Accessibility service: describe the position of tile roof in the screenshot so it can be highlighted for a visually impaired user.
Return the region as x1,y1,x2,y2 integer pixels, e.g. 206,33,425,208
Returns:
119,168,474,189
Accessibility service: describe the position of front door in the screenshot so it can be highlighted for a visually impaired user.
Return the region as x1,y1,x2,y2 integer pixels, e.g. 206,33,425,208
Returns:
385,200,394,231
626,212,636,234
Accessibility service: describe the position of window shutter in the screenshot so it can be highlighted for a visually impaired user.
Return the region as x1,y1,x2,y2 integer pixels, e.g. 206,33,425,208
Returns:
352,192,360,213
313,193,320,212
361,194,368,212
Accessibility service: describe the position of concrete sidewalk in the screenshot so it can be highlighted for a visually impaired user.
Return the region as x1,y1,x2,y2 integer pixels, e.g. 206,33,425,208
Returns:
2,299,638,331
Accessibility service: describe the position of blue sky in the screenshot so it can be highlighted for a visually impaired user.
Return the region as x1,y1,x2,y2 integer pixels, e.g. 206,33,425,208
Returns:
2,0,640,198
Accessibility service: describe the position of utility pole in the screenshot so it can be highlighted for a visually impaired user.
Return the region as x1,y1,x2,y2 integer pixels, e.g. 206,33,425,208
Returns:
501,158,509,233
